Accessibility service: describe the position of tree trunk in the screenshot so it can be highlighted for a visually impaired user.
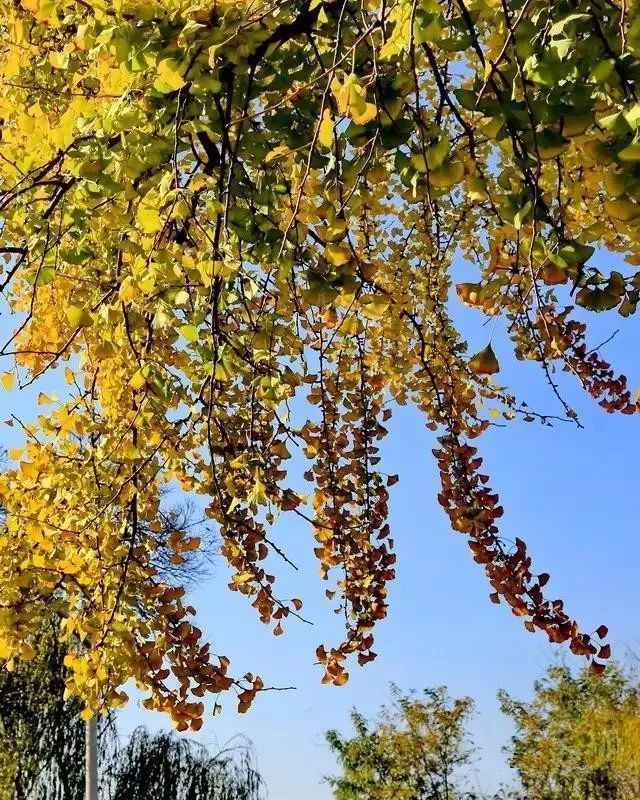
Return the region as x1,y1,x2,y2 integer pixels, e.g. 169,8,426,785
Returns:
85,718,97,800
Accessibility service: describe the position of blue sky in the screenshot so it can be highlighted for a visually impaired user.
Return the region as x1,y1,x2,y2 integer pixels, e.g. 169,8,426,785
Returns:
1,271,639,799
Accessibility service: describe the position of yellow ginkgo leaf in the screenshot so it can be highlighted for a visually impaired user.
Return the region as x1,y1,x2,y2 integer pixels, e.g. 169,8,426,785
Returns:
360,294,390,320
618,142,640,161
137,202,163,235
265,144,291,164
318,108,334,148
351,101,377,125
154,58,186,92
325,243,351,266
66,306,93,327
130,370,147,390
232,571,253,584
180,324,199,342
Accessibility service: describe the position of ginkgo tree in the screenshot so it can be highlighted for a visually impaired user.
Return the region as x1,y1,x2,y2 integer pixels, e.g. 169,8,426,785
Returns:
0,0,638,730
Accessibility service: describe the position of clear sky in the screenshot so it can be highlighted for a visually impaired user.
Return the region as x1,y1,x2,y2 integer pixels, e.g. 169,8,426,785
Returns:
2,264,639,799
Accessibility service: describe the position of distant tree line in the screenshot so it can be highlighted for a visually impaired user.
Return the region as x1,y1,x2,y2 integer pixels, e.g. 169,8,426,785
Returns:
327,662,640,800
3,628,638,800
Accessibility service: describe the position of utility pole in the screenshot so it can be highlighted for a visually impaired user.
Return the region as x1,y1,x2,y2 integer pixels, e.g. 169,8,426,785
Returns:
85,717,98,800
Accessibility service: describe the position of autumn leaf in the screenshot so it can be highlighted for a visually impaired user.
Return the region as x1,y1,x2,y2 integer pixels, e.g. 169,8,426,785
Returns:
318,108,334,148
469,344,500,375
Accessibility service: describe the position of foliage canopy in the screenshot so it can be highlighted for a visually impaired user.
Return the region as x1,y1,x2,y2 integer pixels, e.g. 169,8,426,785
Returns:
0,0,637,724
327,667,640,800
326,685,476,800
500,662,640,800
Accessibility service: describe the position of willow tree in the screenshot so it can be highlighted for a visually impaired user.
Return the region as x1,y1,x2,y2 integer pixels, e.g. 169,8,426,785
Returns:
0,0,637,727
106,730,264,800
0,630,97,800
0,631,264,800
